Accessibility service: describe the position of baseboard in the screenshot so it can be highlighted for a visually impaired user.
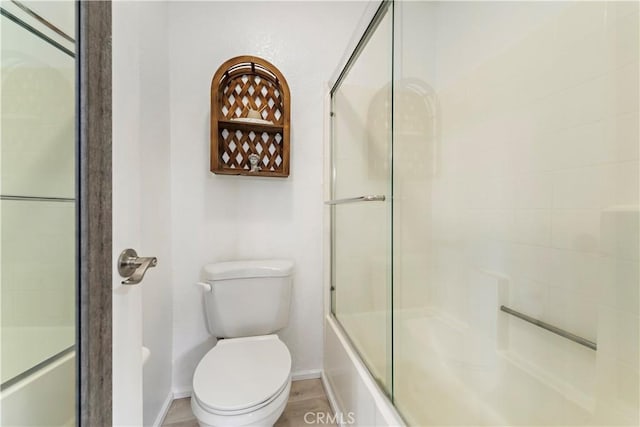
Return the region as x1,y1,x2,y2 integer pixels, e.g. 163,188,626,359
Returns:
291,369,322,381
152,391,175,427
172,387,193,399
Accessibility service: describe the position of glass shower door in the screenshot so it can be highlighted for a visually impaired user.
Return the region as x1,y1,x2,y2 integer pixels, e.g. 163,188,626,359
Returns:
1,1,76,425
330,2,393,395
391,1,640,426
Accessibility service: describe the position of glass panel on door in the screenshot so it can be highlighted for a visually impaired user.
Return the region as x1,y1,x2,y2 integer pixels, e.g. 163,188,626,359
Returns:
330,2,393,395
1,1,76,425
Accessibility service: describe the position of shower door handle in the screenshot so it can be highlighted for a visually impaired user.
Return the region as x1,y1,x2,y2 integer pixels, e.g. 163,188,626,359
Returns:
117,248,158,285
324,195,386,205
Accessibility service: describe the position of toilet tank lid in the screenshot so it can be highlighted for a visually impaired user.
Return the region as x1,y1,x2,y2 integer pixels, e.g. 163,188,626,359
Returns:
204,259,294,281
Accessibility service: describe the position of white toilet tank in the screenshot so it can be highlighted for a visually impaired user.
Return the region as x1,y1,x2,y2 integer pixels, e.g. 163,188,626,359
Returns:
202,259,294,338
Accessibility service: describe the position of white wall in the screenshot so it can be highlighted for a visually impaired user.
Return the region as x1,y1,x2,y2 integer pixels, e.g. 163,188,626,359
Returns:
167,1,369,393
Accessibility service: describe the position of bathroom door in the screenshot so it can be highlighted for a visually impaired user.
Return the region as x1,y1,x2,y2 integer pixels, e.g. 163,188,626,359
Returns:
111,2,173,424
111,2,144,425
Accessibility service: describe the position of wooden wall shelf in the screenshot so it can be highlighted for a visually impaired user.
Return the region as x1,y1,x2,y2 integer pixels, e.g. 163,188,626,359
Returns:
210,56,291,177
217,119,284,133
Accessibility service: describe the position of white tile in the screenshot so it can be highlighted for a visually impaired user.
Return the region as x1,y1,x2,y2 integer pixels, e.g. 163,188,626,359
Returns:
559,75,609,128
521,95,571,134
471,175,518,209
1,290,15,326
606,0,640,24
554,2,607,48
508,315,556,368
553,167,604,210
605,11,640,71
0,39,75,198
551,210,601,253
514,209,552,246
597,307,640,368
558,343,597,399
510,278,548,319
600,205,640,260
508,243,554,284
604,113,639,162
523,101,565,154
467,270,503,340
554,29,607,89
606,61,640,116
600,161,639,210
616,363,640,409
549,249,602,300
516,172,553,209
551,121,606,169
600,258,639,315
430,208,465,243
466,209,515,243
595,354,640,423
0,200,75,327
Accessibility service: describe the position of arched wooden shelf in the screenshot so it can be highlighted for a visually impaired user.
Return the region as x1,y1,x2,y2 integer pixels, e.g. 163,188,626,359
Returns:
210,55,291,177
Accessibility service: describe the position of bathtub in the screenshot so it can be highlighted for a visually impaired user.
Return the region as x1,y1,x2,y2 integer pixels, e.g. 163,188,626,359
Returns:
0,349,75,426
322,305,639,427
322,314,404,427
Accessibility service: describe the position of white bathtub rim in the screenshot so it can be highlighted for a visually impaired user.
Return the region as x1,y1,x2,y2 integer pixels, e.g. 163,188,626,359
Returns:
0,350,75,397
321,372,345,426
0,350,75,427
325,314,405,427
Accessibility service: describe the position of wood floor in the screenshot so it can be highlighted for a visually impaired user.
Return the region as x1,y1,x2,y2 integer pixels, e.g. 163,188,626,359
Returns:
162,379,336,427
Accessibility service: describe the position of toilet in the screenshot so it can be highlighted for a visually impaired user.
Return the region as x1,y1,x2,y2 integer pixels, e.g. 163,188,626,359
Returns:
191,259,294,427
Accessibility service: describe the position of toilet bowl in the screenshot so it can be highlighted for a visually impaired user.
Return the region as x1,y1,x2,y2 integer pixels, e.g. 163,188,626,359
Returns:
191,335,292,427
192,260,294,427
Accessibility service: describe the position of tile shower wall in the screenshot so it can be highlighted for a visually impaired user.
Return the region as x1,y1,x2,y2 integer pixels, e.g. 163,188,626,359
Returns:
393,1,639,425
167,1,369,394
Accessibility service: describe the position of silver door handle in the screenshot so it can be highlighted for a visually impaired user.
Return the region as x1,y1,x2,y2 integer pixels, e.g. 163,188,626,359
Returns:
118,248,157,285
324,195,386,205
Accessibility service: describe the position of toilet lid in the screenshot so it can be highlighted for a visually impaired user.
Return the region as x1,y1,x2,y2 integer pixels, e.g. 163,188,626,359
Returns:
193,335,291,413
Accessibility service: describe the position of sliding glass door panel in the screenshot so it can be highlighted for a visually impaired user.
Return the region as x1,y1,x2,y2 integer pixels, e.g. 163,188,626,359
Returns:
392,1,639,425
331,2,393,394
1,1,76,425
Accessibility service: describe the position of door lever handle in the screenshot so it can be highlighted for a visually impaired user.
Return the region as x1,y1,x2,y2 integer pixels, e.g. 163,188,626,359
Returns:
118,248,158,285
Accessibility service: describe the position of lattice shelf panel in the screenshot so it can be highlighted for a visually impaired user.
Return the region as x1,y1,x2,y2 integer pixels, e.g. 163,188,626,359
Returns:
211,56,291,177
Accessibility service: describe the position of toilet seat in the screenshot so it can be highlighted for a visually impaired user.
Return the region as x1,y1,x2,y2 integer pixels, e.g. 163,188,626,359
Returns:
194,378,289,416
191,380,291,427
192,335,291,415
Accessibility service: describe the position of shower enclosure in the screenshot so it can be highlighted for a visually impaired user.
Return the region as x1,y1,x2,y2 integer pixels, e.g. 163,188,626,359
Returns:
326,1,639,425
1,1,76,425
